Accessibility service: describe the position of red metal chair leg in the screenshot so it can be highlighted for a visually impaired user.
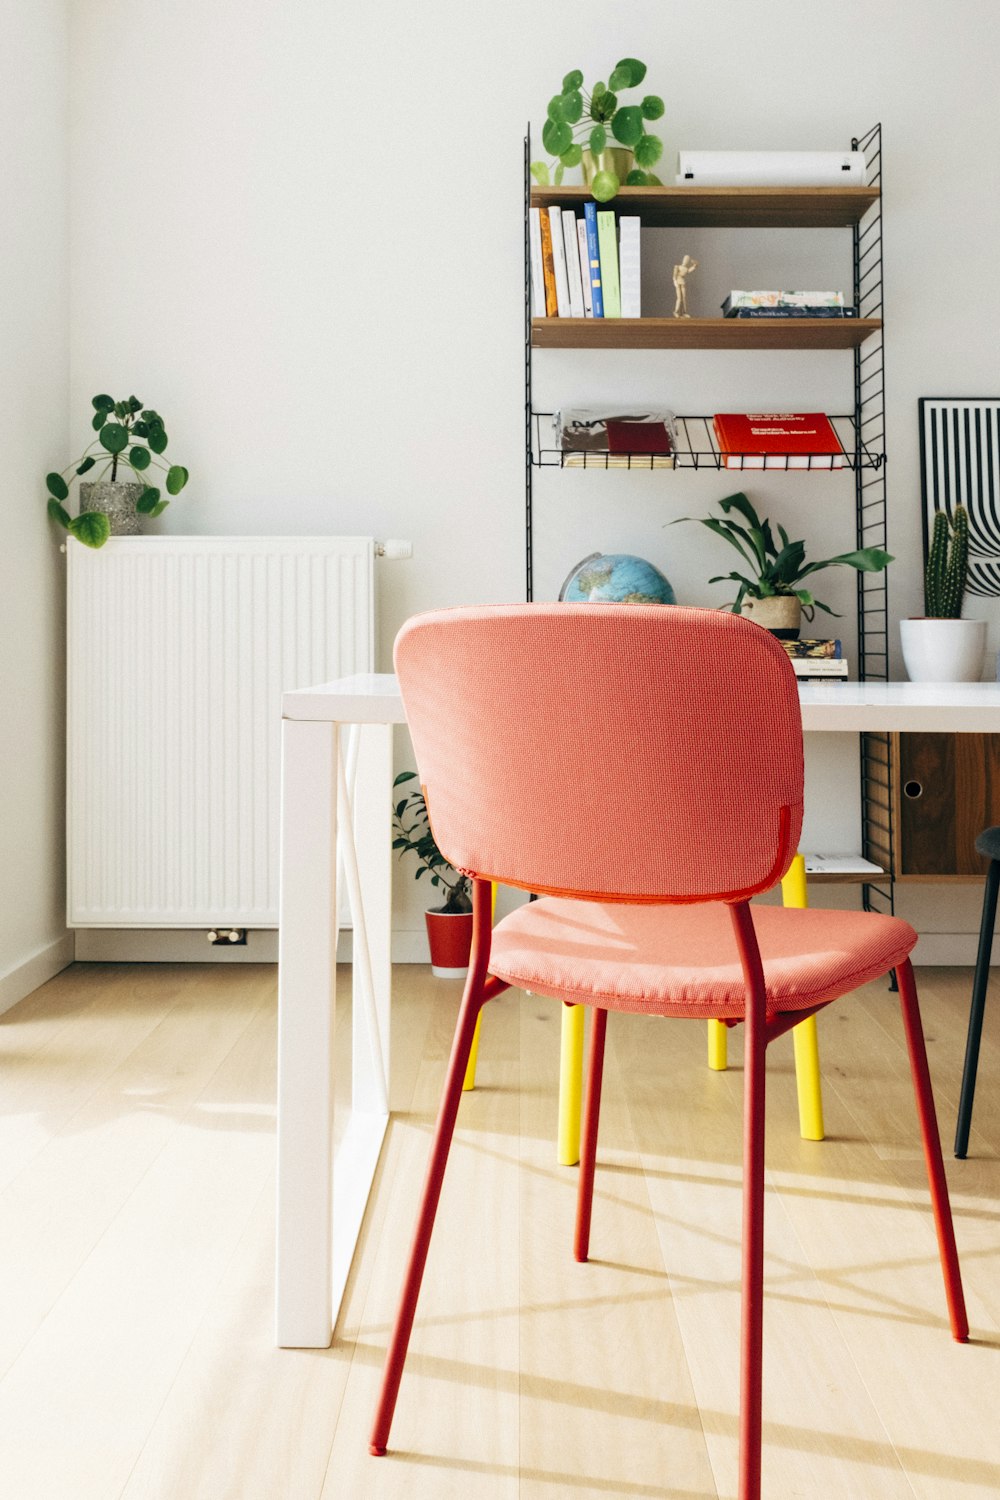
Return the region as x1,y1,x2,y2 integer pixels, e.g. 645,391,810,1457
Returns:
574,1007,608,1263
894,958,969,1342
369,881,493,1456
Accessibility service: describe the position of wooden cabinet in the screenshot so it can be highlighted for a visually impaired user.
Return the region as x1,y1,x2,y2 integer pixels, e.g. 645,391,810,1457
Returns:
867,733,1000,881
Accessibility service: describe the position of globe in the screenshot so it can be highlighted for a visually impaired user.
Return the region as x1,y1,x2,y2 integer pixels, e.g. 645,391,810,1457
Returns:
559,552,676,605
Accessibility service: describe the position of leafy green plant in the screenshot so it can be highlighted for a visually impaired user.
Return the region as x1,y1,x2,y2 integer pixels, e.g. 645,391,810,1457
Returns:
45,394,190,549
675,491,893,619
531,58,665,201
924,506,968,617
392,771,473,914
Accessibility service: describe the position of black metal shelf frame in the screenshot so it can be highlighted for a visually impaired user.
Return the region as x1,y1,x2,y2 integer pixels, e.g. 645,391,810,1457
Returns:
524,122,892,911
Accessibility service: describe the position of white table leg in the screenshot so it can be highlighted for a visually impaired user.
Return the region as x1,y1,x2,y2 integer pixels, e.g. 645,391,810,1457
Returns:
276,719,338,1348
351,722,393,1114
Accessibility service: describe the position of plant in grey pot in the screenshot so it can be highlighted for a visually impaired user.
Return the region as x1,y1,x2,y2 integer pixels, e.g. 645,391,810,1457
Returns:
45,394,190,548
531,58,665,201
392,771,474,978
676,491,893,638
900,506,986,681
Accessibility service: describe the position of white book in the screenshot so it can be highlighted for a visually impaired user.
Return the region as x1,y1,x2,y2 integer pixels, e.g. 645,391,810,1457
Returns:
547,208,571,318
562,210,585,317
790,657,849,676
618,215,641,318
576,219,593,316
803,853,883,876
529,208,546,317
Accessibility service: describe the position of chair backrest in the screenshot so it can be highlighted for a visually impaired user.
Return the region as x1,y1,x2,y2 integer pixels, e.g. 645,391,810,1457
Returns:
394,603,804,903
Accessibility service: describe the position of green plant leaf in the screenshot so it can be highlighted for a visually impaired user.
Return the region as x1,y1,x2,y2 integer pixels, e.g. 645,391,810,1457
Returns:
166,464,188,495
147,426,168,455
46,471,69,500
91,394,115,411
393,770,418,786
114,401,127,419
76,456,96,476
128,395,142,413
99,422,128,454
68,510,111,548
541,117,572,156
132,420,149,438
148,500,169,518
646,173,663,186
547,93,565,123
612,56,647,88
560,143,582,167
135,486,160,514
625,169,650,186
590,169,618,202
130,445,151,470
529,159,551,186
592,80,606,97
590,89,617,122
560,89,583,125
562,69,583,91
611,106,643,147
47,498,71,528
141,409,160,422
554,163,564,185
92,410,107,431
588,124,607,155
641,94,665,120
634,133,663,167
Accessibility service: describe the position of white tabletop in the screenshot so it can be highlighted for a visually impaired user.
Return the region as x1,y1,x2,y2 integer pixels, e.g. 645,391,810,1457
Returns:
283,672,1000,733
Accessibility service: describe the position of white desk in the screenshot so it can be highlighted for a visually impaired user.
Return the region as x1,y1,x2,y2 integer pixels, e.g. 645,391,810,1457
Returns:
276,674,1000,1348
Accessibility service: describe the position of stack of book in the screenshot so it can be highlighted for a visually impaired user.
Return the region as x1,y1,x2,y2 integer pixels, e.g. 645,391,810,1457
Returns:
713,412,846,470
722,290,856,318
783,639,848,680
530,206,640,319
554,408,677,468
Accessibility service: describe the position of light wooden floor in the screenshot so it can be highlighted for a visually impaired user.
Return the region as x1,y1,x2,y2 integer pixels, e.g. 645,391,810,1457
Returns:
1,961,999,1498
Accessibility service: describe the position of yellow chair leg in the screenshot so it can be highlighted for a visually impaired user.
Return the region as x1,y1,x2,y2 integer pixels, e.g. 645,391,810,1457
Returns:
781,853,825,1141
558,1003,586,1166
708,1018,729,1071
462,883,497,1092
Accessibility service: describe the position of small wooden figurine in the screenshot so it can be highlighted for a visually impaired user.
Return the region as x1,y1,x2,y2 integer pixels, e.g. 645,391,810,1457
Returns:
672,254,698,318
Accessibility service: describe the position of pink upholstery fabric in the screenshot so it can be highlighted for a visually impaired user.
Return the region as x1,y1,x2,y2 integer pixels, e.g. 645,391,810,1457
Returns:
488,898,918,1018
394,604,804,902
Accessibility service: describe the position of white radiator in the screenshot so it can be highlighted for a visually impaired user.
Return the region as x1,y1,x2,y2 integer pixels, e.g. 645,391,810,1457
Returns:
67,535,375,928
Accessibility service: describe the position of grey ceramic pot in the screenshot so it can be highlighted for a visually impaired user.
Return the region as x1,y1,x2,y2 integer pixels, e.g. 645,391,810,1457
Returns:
80,480,145,536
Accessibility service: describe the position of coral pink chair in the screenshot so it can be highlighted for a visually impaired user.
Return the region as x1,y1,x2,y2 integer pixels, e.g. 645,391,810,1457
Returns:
370,603,967,1499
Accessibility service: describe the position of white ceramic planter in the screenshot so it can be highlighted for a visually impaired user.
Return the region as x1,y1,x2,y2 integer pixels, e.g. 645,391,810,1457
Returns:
899,617,987,682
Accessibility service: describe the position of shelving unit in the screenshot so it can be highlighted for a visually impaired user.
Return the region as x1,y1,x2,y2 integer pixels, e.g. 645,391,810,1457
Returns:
524,122,893,911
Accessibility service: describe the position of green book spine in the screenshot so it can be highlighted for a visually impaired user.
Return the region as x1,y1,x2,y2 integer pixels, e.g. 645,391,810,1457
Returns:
596,212,621,318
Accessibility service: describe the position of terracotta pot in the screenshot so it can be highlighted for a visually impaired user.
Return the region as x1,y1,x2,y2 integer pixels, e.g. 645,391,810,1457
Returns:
424,907,474,978
739,594,802,639
900,617,987,682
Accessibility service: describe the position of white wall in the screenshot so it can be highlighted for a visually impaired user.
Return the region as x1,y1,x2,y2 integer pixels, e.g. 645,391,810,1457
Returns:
66,0,1000,952
0,1,73,1008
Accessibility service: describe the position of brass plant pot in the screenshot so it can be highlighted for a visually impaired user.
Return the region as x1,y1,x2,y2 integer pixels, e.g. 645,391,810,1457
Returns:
581,146,634,187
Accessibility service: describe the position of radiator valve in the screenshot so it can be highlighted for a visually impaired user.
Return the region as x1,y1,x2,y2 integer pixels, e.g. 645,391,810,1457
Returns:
207,927,247,945
376,539,413,559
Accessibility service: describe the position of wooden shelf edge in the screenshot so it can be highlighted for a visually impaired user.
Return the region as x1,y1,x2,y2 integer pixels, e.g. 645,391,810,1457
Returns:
530,183,880,229
531,317,881,350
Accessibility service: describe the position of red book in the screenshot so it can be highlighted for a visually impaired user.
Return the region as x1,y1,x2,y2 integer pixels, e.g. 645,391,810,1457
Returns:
713,411,845,469
605,419,672,454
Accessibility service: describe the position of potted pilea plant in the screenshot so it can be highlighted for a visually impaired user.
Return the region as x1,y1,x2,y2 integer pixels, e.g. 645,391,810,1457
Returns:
676,491,892,638
531,58,665,202
46,394,189,548
900,505,986,681
393,771,474,978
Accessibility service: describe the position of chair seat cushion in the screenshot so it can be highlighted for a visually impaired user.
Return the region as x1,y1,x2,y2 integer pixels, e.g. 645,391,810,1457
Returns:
488,898,917,1019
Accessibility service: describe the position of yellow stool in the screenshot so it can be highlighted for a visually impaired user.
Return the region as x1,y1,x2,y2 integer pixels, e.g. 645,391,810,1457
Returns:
462,883,497,1091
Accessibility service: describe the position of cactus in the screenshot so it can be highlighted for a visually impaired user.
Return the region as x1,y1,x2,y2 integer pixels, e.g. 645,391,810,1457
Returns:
924,505,969,618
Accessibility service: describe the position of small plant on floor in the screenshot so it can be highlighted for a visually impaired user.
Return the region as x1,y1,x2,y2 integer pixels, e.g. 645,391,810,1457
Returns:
392,772,473,913
924,506,969,617
531,58,665,200
45,394,190,548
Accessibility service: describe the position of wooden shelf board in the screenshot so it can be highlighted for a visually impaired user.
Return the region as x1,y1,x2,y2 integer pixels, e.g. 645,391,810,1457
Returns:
532,317,880,351
530,184,880,229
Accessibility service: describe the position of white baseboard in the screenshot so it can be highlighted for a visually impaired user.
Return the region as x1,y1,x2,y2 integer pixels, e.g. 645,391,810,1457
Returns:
912,933,995,966
72,927,431,965
0,933,76,1017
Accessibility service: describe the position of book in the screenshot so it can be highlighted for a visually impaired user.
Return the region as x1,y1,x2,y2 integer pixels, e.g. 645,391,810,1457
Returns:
538,208,558,317
802,853,883,876
790,657,849,678
728,307,857,319
618,216,641,318
562,210,585,318
596,211,621,317
547,208,571,318
555,407,677,468
576,219,593,317
583,202,604,318
713,412,846,470
529,208,546,317
781,638,842,659
722,290,846,314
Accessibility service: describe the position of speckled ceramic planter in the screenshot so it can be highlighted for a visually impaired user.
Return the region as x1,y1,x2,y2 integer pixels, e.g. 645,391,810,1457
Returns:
80,480,144,536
